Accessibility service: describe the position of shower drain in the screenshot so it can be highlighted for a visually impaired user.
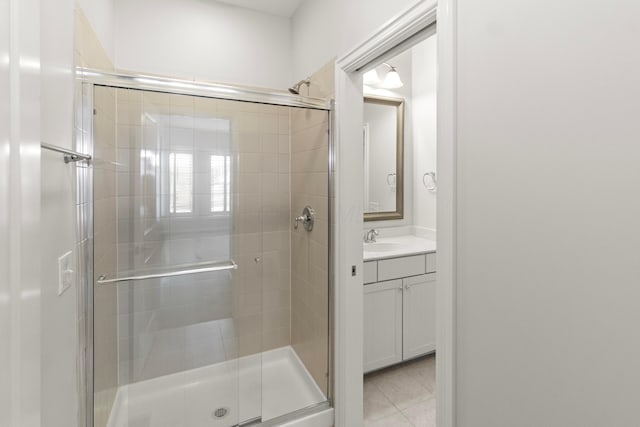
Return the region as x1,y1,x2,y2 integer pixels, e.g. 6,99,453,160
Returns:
212,407,229,419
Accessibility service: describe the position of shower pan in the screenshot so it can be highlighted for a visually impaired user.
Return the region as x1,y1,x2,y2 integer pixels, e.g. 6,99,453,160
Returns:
77,70,333,427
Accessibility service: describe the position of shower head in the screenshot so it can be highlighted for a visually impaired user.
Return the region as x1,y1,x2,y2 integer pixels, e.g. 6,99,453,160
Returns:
288,78,310,95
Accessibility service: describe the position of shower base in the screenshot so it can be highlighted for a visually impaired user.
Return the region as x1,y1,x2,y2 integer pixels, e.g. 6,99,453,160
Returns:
106,346,326,427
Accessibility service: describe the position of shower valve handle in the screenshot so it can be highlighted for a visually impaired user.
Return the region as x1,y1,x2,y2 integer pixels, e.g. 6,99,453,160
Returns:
294,215,307,228
293,206,315,231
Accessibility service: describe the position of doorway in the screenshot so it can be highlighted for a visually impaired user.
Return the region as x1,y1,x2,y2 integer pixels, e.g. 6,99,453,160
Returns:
333,1,455,426
360,31,438,427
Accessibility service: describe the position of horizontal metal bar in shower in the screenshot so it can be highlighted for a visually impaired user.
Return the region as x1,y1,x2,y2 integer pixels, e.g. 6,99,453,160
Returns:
41,142,92,163
96,259,238,285
77,68,332,111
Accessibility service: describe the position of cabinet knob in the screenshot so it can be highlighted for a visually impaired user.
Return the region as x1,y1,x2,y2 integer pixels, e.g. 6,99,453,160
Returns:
405,284,411,290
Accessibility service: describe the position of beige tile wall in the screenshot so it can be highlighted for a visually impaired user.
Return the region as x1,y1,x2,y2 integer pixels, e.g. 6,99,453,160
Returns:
307,60,336,100
113,93,293,383
227,100,293,357
115,90,235,382
290,107,330,394
74,7,117,427
290,60,334,396
92,86,118,427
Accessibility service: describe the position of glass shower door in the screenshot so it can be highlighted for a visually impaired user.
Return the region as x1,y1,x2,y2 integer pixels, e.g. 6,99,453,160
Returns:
92,87,263,427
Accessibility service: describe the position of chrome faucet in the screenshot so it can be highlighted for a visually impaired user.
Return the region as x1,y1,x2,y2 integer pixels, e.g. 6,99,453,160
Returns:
364,229,379,243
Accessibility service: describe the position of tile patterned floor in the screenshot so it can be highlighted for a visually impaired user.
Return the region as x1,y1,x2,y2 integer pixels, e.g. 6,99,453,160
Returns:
363,354,436,427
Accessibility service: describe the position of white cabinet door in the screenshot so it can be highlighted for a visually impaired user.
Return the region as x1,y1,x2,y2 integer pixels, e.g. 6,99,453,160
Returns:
402,274,436,359
363,279,403,373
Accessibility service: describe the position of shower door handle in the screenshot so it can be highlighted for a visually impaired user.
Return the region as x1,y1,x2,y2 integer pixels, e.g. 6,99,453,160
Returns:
96,259,238,285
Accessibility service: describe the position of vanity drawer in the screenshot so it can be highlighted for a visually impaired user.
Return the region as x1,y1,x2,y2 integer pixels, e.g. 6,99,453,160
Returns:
364,261,378,284
378,255,425,281
426,253,436,273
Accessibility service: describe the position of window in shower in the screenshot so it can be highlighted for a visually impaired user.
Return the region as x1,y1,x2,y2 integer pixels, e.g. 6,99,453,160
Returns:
210,154,231,213
168,152,193,213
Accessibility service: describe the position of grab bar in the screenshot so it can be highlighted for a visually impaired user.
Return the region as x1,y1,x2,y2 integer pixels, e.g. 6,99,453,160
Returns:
41,142,92,163
96,259,238,285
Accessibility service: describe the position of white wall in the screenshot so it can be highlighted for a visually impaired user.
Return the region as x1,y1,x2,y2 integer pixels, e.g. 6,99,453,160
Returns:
4,0,46,425
41,0,81,426
454,1,640,425
77,0,115,59
291,0,340,80
292,0,417,80
114,0,293,89
412,35,437,232
0,0,10,424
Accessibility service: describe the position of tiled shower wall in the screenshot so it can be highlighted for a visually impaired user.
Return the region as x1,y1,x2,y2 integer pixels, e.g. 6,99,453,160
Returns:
113,92,293,382
231,101,293,357
91,86,118,427
290,107,330,394
290,60,334,395
74,7,118,427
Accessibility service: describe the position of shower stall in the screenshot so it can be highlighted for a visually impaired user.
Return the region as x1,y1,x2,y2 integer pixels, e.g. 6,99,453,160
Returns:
78,70,333,427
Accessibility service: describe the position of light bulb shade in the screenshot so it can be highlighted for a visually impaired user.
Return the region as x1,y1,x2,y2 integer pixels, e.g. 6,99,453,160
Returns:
383,69,403,89
363,69,381,86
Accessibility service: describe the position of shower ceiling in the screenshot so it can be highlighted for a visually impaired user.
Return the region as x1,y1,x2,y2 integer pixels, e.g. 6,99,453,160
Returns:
214,0,303,17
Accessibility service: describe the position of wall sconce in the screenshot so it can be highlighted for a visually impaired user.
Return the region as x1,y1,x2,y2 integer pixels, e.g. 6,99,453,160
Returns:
382,64,403,89
363,69,381,86
363,63,403,89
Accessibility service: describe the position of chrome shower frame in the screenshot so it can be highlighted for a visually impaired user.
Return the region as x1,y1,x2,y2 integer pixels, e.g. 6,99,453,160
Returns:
76,67,335,427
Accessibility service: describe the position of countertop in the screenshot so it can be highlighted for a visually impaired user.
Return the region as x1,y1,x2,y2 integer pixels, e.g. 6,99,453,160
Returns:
363,235,436,261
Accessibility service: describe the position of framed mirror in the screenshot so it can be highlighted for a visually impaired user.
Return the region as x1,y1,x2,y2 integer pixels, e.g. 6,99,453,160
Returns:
363,95,405,221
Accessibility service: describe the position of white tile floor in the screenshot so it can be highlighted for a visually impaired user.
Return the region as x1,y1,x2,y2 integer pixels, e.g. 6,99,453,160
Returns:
363,354,436,427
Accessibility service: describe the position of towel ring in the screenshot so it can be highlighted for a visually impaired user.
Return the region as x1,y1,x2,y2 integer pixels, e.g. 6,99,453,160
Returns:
423,172,437,192
386,173,396,186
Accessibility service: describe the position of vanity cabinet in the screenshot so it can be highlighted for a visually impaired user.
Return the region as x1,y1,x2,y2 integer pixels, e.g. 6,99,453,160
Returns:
363,252,436,373
364,280,403,371
402,274,436,359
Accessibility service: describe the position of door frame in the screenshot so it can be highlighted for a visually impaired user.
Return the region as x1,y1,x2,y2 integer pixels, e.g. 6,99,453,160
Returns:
332,0,457,426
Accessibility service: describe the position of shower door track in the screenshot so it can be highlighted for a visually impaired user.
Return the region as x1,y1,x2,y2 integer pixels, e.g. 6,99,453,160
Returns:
77,68,332,111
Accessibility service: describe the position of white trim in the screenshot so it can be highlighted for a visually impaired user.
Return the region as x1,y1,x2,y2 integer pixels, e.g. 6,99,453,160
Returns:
435,0,457,426
336,1,438,74
333,1,454,426
363,123,370,210
333,66,365,427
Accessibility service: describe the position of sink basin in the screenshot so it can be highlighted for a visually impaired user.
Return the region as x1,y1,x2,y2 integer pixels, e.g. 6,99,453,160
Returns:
363,242,405,252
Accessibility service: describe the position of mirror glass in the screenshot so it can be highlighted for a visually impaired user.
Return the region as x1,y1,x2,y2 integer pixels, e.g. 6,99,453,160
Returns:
363,95,404,221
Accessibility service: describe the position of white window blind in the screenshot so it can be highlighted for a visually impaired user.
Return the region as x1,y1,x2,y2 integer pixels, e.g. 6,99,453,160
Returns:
211,155,231,213
169,152,193,213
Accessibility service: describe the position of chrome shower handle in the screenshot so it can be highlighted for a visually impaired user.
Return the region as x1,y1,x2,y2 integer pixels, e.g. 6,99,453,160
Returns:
293,205,315,231
294,215,306,229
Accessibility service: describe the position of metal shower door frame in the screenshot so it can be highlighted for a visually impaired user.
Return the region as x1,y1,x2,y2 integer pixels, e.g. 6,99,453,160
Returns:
78,69,335,427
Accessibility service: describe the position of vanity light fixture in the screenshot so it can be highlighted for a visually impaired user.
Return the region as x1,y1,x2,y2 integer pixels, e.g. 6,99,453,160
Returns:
364,63,404,89
381,63,403,89
363,68,381,86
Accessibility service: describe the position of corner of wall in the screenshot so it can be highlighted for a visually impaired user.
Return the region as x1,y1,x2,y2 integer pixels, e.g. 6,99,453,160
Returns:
74,5,114,70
